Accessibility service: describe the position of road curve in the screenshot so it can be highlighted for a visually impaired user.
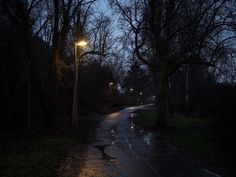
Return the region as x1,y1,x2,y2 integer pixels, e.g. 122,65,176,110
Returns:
63,105,222,177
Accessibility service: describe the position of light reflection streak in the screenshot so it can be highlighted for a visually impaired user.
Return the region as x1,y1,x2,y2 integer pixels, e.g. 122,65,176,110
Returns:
143,132,152,145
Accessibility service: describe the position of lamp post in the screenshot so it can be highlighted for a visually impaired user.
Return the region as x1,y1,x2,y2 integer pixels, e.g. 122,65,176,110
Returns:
129,88,134,105
108,82,114,107
139,92,143,104
72,40,87,133
108,82,114,96
109,82,114,88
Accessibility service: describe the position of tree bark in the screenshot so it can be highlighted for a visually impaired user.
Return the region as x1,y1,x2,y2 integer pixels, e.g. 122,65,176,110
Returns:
168,80,174,119
156,66,168,127
21,8,33,135
185,64,189,116
50,0,60,128
52,0,60,94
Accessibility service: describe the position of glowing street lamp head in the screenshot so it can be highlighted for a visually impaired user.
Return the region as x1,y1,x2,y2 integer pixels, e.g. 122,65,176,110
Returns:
139,92,143,95
75,40,88,47
130,88,133,92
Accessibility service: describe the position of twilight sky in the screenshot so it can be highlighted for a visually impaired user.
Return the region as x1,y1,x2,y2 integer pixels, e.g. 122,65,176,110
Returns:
95,0,111,15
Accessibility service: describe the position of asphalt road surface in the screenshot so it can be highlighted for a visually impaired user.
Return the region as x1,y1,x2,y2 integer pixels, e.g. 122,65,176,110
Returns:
59,104,222,177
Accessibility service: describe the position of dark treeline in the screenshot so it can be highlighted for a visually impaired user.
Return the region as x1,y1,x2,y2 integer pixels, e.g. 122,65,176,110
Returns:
170,64,236,164
78,60,126,114
110,0,236,125
171,65,235,118
0,0,127,133
0,0,235,137
0,1,236,176
109,0,236,164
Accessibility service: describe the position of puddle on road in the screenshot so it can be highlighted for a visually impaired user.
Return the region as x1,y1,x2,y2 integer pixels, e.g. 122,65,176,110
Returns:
125,139,133,150
130,122,135,130
143,132,152,145
93,126,118,161
129,113,136,119
110,128,117,144
128,113,153,145
93,144,116,161
129,120,145,134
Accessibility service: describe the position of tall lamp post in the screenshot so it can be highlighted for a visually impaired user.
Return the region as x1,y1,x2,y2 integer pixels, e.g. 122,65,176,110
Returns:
129,88,133,105
72,40,87,133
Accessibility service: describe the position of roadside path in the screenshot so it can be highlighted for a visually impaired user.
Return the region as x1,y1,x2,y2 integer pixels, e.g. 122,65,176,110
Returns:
59,105,222,177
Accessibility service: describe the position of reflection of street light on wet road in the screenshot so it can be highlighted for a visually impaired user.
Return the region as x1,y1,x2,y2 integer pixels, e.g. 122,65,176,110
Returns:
72,40,87,133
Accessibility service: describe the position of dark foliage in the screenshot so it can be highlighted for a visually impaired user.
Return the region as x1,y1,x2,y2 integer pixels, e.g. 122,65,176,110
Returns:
79,60,126,114
171,65,236,165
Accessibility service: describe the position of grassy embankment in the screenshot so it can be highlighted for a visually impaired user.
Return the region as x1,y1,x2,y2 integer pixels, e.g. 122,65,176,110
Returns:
133,108,235,177
0,136,76,177
0,114,101,177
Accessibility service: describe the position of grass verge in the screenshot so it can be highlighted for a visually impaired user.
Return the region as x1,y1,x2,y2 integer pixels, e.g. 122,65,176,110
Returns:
133,108,235,177
133,109,157,128
0,136,76,177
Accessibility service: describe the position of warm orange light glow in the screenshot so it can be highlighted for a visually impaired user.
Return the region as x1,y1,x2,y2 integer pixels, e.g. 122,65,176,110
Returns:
75,40,88,46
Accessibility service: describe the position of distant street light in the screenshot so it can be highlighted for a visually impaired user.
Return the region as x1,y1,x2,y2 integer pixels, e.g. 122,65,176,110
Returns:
139,92,143,95
128,88,134,105
109,82,114,87
72,40,87,133
108,82,114,104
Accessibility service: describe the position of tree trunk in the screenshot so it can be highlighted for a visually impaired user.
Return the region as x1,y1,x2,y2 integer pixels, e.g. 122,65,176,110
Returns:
72,46,79,133
156,68,168,127
22,14,33,135
168,81,174,119
52,0,60,94
50,0,60,128
27,55,32,134
185,64,189,116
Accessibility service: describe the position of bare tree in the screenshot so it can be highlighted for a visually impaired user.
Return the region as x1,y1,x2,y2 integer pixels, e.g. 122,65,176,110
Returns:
109,0,236,127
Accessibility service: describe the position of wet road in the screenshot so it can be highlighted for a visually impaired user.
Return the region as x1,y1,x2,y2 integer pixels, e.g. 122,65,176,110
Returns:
74,105,222,177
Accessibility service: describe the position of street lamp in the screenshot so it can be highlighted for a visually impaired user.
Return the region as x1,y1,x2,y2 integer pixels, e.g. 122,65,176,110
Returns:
108,82,114,106
109,82,114,88
72,40,87,133
75,40,88,47
139,92,143,105
128,88,134,105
